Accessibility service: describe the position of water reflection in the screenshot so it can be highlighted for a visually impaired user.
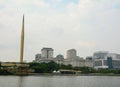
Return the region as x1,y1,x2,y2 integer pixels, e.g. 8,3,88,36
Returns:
40,77,53,87
18,77,24,87
0,76,120,87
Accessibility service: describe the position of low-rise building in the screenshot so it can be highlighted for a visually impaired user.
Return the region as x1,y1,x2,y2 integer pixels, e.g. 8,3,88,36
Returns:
94,57,120,69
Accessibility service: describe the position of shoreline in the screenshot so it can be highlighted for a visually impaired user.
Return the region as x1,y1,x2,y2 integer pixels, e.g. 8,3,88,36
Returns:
29,73,120,76
1,73,120,76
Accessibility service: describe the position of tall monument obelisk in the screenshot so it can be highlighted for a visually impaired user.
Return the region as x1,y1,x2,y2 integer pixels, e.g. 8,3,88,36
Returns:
20,15,24,63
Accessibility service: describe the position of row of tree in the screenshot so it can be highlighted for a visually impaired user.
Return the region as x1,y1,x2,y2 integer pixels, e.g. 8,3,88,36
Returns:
29,61,59,73
0,61,120,75
29,61,120,74
0,69,13,75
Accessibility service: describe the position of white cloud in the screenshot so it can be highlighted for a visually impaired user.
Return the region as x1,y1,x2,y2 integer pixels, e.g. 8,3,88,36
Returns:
0,0,120,61
76,41,95,48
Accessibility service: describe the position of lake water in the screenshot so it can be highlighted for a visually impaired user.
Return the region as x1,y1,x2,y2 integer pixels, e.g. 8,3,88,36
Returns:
0,76,120,87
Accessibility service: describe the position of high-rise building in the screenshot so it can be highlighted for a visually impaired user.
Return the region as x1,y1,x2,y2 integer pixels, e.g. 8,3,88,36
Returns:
41,48,54,59
67,49,77,60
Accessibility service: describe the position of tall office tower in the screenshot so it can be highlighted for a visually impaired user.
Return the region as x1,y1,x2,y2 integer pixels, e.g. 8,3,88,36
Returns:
20,15,24,63
41,48,54,59
67,49,77,60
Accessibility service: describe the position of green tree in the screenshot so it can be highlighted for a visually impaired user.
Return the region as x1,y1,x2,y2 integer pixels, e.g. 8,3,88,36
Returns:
80,67,91,74
28,61,59,73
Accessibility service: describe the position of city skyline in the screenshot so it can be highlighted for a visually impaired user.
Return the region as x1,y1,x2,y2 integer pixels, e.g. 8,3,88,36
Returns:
0,0,120,62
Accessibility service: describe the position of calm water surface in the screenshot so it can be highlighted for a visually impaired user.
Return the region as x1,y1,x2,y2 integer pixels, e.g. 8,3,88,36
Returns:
0,76,120,87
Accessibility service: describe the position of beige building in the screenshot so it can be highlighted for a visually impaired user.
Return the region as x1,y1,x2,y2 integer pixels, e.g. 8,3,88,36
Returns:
34,48,94,68
67,49,77,60
41,48,54,59
63,58,93,67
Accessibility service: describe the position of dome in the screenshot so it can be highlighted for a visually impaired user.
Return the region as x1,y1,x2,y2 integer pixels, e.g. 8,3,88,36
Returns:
56,54,64,60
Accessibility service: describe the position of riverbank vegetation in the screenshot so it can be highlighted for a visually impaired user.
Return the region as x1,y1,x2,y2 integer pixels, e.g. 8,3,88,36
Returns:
0,61,120,75
0,69,13,75
28,61,120,74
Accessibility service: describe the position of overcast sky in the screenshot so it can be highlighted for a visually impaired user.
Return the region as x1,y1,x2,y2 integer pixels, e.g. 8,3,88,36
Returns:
0,0,120,62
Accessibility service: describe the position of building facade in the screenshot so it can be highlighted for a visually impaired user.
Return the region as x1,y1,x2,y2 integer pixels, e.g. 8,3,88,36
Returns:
93,51,120,60
106,53,120,59
94,58,120,69
93,51,108,59
67,49,77,60
34,48,94,68
41,48,54,59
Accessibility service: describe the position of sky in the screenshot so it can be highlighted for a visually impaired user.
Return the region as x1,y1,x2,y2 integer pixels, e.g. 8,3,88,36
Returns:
0,0,120,62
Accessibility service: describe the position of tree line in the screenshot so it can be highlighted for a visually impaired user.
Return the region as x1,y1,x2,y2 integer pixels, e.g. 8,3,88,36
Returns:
0,61,120,75
29,61,120,74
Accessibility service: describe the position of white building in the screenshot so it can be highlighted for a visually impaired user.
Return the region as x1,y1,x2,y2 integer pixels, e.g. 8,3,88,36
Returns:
93,51,108,59
94,59,108,69
106,53,120,59
93,51,120,69
34,48,94,68
67,49,77,60
41,48,54,59
93,51,120,60
94,58,120,69
63,58,93,67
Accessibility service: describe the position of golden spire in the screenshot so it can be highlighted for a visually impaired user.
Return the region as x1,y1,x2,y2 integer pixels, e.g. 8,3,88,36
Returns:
20,15,24,63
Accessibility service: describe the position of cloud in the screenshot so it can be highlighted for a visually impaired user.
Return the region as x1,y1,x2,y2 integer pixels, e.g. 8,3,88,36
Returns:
0,0,120,61
0,0,50,15
76,41,95,48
